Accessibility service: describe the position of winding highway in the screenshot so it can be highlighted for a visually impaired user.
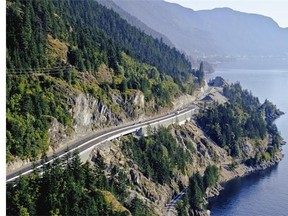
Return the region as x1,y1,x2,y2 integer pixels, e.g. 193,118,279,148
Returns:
6,106,196,183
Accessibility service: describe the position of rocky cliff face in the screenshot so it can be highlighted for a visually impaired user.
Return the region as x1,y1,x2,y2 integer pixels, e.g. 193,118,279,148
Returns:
48,89,147,150
91,141,172,215
48,79,198,151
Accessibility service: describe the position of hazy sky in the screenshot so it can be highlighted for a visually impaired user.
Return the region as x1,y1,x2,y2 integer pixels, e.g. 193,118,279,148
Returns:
165,0,288,28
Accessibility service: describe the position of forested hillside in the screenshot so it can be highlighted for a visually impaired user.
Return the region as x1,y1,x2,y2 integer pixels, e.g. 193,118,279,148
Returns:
6,0,201,162
7,154,132,216
197,82,283,161
6,124,217,216
7,0,193,79
96,0,174,47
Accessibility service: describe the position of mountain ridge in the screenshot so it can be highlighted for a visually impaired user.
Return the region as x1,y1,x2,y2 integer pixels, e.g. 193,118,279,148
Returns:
112,0,288,59
95,0,174,47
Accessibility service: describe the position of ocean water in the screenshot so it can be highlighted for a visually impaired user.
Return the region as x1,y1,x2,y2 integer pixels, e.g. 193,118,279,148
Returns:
206,67,288,216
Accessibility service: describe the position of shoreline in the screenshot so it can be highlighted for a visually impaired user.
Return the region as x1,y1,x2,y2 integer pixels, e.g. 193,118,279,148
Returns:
203,145,285,216
198,106,286,216
196,161,283,216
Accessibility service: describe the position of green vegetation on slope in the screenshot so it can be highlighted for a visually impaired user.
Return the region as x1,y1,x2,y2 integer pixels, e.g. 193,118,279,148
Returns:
6,154,134,216
122,127,191,185
176,165,219,214
6,75,74,161
6,0,201,161
188,165,219,209
7,0,195,81
197,82,282,158
6,121,236,216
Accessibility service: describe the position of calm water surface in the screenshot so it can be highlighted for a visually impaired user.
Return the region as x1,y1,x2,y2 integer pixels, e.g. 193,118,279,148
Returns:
206,67,288,216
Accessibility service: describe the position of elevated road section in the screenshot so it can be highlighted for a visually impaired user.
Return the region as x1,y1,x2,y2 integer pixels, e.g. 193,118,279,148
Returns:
6,106,196,183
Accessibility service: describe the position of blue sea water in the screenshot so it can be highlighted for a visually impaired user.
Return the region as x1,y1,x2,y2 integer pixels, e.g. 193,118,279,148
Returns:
206,66,288,216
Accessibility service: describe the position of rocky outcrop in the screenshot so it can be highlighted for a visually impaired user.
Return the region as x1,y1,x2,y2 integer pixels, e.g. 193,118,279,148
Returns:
122,90,146,119
47,87,150,150
47,92,123,149
172,94,196,110
189,209,211,216
206,183,223,199
48,117,67,148
208,76,228,87
71,93,120,132
91,140,175,215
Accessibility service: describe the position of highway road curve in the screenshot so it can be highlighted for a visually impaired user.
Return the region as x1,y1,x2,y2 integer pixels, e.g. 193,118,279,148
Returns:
6,106,196,183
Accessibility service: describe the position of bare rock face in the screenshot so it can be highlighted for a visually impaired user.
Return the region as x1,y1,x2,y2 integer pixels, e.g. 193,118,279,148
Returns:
206,183,223,198
128,90,145,112
72,93,95,130
48,92,123,149
130,169,141,186
123,90,146,119
47,85,153,153
172,94,195,110
189,209,211,216
48,117,67,149
240,140,255,158
208,76,228,87
133,90,145,109
71,93,117,132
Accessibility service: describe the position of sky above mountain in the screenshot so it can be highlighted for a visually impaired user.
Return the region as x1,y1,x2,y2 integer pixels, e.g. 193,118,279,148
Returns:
165,0,288,28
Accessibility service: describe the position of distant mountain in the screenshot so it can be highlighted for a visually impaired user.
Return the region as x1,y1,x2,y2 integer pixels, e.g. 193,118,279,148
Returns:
95,0,174,47
111,0,218,57
97,0,215,72
112,0,288,59
196,7,288,57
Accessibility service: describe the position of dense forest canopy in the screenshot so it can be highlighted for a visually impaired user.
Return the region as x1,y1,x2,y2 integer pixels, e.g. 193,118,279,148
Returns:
6,154,147,216
7,0,194,80
122,127,191,185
